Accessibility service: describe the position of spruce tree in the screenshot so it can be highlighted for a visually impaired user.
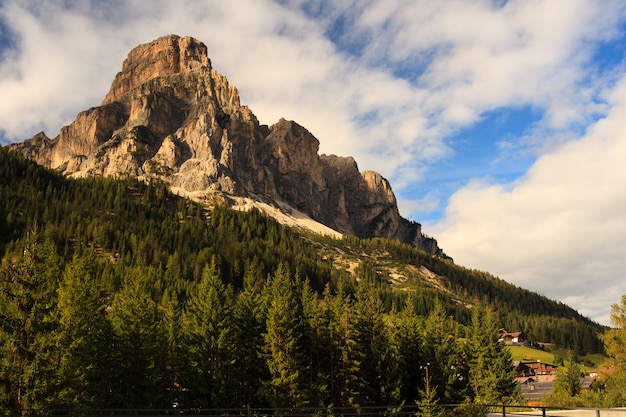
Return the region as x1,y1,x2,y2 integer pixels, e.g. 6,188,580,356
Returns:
553,352,582,397
327,279,360,408
107,272,170,408
301,279,333,406
415,365,443,417
467,305,520,405
162,296,189,408
232,264,268,407
391,295,424,404
352,279,396,406
421,300,469,404
262,264,309,407
181,261,236,407
54,254,116,408
0,235,62,410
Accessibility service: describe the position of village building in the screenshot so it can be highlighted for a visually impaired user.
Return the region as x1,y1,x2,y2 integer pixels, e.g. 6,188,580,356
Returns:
498,329,525,345
515,360,559,403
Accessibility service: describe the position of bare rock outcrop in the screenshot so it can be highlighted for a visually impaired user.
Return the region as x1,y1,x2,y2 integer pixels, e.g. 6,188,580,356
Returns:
102,35,211,105
8,34,446,257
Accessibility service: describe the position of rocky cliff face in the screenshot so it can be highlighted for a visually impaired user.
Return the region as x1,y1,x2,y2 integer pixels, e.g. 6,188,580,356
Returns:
9,34,446,257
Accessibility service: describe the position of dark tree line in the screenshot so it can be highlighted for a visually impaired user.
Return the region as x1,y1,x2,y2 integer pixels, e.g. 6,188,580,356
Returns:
0,147,606,410
0,234,523,410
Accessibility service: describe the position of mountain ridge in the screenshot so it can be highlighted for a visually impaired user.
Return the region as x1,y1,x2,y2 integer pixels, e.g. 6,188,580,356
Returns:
7,34,446,257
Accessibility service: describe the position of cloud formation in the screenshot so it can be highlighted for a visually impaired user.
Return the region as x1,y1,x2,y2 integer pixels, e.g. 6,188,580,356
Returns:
432,76,626,324
1,0,626,324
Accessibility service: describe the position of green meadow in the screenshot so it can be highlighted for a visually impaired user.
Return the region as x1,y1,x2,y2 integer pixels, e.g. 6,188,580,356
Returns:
507,345,606,373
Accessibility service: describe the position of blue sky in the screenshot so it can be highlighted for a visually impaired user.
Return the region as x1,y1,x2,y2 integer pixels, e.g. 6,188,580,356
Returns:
1,0,626,326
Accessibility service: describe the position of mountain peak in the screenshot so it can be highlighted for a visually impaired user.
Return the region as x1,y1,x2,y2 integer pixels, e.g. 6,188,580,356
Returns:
103,34,211,105
9,35,447,257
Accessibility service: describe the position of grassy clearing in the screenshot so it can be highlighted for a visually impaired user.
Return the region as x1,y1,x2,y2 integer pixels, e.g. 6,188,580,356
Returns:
508,345,557,363
507,345,606,374
580,353,607,368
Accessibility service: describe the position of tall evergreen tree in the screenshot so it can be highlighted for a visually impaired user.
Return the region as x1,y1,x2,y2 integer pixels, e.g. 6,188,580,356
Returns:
415,365,444,417
161,296,189,409
107,272,171,408
327,279,360,408
601,294,626,370
262,264,310,407
421,300,469,404
553,352,582,397
467,305,520,404
54,254,116,408
232,264,268,407
0,235,62,410
352,279,396,406
391,294,425,404
181,261,236,408
599,294,626,407
302,278,339,406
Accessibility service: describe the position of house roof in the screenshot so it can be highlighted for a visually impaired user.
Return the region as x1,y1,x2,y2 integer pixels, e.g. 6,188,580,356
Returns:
502,331,523,337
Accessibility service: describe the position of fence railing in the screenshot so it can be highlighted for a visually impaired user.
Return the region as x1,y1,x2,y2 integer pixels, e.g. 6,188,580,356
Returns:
1,405,626,417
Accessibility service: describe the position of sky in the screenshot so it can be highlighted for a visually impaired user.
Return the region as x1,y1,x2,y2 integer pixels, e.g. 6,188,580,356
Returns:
1,0,626,326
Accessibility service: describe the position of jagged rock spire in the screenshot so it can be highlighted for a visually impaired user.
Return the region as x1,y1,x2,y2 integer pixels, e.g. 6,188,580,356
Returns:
103,35,211,105
8,35,446,257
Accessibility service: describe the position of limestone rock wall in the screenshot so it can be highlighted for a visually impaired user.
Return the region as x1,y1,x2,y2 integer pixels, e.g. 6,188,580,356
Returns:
9,34,446,257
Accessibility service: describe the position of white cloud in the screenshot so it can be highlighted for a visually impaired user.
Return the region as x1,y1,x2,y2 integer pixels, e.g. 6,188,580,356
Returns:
431,76,626,325
355,0,623,128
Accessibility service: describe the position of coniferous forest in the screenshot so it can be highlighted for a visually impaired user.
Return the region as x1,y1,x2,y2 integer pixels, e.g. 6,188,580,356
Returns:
0,147,613,411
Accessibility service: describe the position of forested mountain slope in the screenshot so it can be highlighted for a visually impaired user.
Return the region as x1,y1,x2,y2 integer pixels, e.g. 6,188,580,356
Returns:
0,146,604,348
0,147,605,409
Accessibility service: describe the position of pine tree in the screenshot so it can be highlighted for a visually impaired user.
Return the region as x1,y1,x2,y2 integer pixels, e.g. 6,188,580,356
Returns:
391,294,424,404
232,264,268,407
181,261,236,407
327,279,360,408
553,352,582,397
352,278,396,406
54,254,116,408
421,300,469,404
0,235,62,410
467,305,520,405
262,264,309,407
107,272,170,408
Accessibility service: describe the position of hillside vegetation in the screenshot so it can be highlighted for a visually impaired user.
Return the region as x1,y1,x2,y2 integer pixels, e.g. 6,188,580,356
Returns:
0,148,604,348
0,147,608,410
